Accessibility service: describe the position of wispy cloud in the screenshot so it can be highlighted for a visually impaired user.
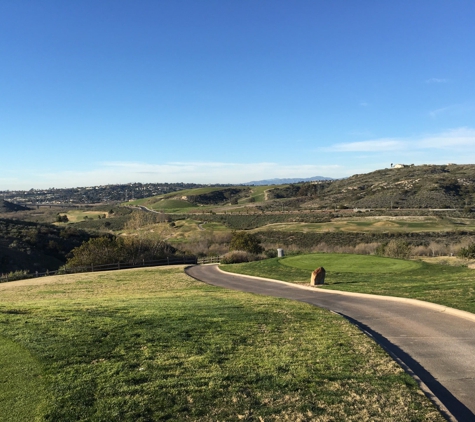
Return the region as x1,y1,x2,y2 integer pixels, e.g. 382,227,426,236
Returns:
429,106,453,119
417,127,475,149
327,139,404,152
326,127,475,153
425,78,448,84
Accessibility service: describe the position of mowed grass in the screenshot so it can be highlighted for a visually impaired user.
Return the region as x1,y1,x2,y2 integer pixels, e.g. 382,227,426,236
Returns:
55,210,108,223
281,253,422,273
221,254,475,314
0,267,443,421
253,216,475,233
0,336,47,422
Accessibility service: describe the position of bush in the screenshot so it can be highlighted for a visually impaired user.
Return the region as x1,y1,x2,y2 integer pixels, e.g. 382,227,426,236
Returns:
220,250,259,264
0,270,31,283
458,243,475,259
379,240,412,259
265,249,278,258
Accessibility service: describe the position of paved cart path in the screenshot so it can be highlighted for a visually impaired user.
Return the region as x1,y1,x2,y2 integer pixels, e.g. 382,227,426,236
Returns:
186,264,475,422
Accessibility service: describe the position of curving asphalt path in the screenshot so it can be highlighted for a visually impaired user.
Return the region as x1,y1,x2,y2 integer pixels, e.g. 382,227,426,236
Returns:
186,264,475,422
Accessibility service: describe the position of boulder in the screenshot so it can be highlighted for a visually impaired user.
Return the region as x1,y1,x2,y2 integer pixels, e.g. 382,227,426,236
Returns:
310,267,326,286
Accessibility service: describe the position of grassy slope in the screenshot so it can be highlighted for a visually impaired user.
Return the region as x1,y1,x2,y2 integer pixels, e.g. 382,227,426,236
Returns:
0,336,47,422
127,185,279,213
252,216,475,233
221,254,475,314
0,266,443,421
128,186,249,209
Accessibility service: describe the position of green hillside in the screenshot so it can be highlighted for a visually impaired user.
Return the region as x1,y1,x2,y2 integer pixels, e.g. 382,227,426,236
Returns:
128,186,257,210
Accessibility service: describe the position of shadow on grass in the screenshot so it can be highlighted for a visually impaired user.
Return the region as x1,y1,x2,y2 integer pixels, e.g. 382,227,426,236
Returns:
341,314,474,422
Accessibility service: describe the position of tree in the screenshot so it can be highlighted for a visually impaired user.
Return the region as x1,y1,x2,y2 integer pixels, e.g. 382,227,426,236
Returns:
66,235,177,267
229,231,263,255
67,237,120,267
458,243,475,259
56,214,68,223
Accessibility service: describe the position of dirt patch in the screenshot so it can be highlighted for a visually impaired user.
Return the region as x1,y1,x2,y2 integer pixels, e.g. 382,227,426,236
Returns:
373,221,399,227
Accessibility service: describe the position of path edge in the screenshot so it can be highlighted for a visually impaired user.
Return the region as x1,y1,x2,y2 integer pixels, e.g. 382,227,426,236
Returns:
216,265,475,323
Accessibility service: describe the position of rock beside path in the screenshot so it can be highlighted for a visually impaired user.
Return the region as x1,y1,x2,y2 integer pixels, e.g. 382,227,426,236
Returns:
310,267,325,285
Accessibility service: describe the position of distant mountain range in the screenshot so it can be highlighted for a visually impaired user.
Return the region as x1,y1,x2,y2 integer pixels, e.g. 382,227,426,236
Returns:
243,176,333,186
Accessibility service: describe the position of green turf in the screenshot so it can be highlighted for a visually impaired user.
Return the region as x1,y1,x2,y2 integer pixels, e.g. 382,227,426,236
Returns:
0,267,443,421
281,253,422,273
221,254,475,314
0,335,47,422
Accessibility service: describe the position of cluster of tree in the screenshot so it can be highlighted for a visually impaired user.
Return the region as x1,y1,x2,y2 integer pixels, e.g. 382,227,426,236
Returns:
186,188,250,205
268,182,331,199
0,218,91,273
56,214,69,223
229,231,263,254
66,235,176,268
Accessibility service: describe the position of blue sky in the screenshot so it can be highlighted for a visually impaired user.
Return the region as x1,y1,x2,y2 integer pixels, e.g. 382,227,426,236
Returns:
1,0,475,189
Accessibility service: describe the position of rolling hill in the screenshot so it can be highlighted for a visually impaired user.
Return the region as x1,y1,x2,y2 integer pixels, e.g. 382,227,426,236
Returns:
0,200,30,213
269,164,475,210
128,164,475,212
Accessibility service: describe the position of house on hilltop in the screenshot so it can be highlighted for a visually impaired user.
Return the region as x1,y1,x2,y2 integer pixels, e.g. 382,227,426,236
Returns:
391,163,414,169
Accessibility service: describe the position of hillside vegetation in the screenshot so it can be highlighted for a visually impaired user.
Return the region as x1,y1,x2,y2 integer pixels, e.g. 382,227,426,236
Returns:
273,164,475,210
0,200,30,213
127,164,475,213
0,219,91,274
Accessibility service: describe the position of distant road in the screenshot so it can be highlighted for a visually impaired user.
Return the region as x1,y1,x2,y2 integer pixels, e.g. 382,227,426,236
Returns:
128,205,161,214
186,264,475,422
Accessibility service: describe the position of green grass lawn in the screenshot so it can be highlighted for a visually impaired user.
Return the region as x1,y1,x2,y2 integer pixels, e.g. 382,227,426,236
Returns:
221,254,475,314
0,335,47,422
56,210,108,223
0,266,443,421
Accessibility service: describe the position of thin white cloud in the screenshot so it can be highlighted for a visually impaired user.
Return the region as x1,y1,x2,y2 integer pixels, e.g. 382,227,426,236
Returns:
326,127,475,153
417,127,475,149
429,106,453,118
425,78,448,84
327,139,405,152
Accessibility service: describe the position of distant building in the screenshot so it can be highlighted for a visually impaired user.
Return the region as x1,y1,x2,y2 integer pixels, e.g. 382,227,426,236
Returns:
393,164,414,169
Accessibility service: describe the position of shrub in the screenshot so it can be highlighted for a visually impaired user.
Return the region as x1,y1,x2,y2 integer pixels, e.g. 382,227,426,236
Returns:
0,270,31,283
220,250,259,264
458,243,475,259
354,242,380,255
265,249,278,258
382,240,412,259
